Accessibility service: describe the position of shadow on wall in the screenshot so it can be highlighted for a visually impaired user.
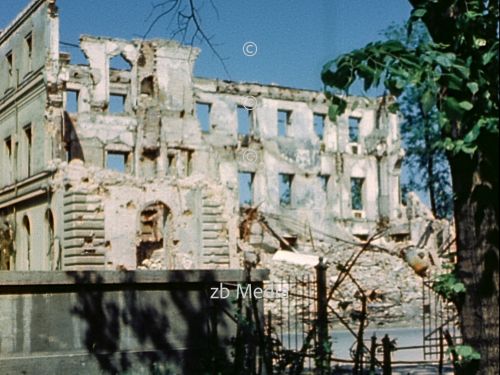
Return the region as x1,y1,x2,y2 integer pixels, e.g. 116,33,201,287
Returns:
68,271,232,374
64,111,84,162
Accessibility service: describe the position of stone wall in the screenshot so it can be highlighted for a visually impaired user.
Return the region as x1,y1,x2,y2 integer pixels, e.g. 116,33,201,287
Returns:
0,269,268,374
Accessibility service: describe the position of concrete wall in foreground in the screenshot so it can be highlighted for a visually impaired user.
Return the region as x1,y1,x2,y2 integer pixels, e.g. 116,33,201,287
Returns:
0,269,268,374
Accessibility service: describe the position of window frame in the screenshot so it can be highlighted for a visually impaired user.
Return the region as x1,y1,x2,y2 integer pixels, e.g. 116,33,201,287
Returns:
277,109,292,137
350,177,365,212
348,116,361,143
279,173,294,207
106,150,130,173
313,113,326,140
196,102,212,133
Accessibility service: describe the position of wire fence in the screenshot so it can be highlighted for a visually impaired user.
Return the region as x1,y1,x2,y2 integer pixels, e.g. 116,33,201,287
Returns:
261,261,460,374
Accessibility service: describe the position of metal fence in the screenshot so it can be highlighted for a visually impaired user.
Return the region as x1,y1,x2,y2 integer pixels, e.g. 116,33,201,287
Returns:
264,274,320,372
422,278,462,360
261,261,461,374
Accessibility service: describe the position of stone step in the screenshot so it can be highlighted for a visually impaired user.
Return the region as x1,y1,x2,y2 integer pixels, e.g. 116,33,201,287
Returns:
202,223,224,231
64,213,104,223
203,239,228,248
64,248,106,257
63,264,106,271
202,231,221,239
64,203,102,214
64,229,105,240
64,255,106,266
201,257,230,265
202,200,222,208
64,221,104,231
64,194,101,205
203,248,229,257
202,207,223,215
202,216,226,224
64,238,106,249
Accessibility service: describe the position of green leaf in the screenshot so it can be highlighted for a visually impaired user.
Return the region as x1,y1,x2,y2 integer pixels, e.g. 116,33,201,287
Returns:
420,89,435,114
443,97,464,120
481,43,498,65
453,345,481,361
435,53,455,68
459,101,473,111
452,64,470,79
411,8,427,18
328,105,339,121
323,66,353,90
357,64,376,90
466,82,479,95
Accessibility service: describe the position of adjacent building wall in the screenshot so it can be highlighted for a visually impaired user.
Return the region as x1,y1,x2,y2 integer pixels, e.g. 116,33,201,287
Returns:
0,0,61,271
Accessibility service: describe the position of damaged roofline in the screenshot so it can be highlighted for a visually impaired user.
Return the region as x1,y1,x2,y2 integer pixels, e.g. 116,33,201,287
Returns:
0,0,48,43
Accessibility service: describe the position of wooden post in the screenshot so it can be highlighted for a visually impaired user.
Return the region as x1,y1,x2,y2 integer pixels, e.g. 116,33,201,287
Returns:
354,295,367,374
382,334,392,375
439,327,444,374
369,334,377,374
315,257,329,375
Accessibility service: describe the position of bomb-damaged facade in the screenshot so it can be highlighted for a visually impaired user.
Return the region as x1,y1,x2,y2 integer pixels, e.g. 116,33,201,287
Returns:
0,0,450,277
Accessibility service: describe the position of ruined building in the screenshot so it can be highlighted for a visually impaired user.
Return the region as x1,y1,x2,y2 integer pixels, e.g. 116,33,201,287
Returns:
1,0,446,282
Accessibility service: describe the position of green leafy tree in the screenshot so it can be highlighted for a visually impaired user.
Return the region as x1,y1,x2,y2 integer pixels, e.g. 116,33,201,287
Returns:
322,1,498,373
384,23,454,218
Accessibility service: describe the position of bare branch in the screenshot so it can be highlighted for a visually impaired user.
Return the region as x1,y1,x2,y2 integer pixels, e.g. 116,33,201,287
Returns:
144,0,230,78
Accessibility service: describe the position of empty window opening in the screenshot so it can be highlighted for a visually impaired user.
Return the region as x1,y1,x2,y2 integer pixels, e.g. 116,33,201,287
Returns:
66,90,79,112
237,105,251,136
279,173,294,207
278,110,292,136
25,33,33,71
24,125,32,176
319,174,330,193
196,102,211,132
351,177,364,211
109,94,126,113
106,151,128,173
140,76,155,96
0,218,14,270
110,53,131,71
185,150,194,176
348,117,361,143
238,172,255,206
4,137,13,183
314,113,325,140
6,51,13,84
137,202,169,267
355,234,369,241
390,233,410,243
167,153,176,175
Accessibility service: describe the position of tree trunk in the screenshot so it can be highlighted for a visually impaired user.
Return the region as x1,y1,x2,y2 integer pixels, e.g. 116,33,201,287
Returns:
449,143,499,374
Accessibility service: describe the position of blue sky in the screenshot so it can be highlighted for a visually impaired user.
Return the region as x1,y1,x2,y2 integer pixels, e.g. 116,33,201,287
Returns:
1,0,412,91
